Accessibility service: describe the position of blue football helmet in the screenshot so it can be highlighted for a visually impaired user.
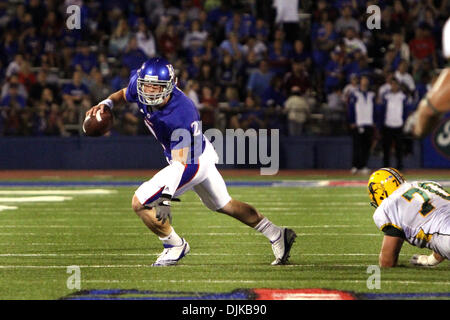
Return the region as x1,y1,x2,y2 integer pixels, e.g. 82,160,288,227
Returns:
136,57,177,106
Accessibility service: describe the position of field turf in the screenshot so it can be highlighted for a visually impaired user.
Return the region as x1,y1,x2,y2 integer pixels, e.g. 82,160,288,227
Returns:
0,172,449,300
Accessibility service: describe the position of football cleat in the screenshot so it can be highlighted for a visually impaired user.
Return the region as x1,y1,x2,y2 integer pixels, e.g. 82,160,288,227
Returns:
151,238,190,267
271,228,297,265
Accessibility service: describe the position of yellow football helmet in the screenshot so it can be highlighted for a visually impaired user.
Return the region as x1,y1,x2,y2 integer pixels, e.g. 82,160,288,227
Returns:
368,168,406,208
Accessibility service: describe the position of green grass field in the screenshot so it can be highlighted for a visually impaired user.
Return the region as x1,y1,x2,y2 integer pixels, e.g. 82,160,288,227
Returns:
0,174,449,300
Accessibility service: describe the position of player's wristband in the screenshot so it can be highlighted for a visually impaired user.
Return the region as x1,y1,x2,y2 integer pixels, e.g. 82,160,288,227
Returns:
99,98,114,110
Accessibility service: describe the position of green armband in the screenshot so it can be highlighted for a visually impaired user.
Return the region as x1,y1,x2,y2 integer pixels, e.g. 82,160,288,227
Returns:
425,97,440,116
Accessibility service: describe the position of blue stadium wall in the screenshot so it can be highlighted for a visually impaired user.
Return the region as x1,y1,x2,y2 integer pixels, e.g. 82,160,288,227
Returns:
0,135,447,170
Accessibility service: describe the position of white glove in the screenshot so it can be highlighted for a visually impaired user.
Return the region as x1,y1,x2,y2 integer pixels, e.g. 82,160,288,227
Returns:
410,254,440,266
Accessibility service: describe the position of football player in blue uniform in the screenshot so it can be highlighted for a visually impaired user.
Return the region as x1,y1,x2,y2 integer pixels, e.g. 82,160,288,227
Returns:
86,57,297,266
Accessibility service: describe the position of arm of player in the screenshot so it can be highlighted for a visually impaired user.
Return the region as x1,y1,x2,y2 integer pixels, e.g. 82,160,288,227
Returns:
413,68,450,138
379,235,404,268
86,88,128,117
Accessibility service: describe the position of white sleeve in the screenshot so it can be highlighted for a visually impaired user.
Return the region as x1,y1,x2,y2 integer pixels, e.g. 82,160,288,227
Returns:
373,206,391,231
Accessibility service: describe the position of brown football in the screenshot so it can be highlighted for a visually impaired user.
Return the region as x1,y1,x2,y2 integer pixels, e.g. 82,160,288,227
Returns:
82,108,113,137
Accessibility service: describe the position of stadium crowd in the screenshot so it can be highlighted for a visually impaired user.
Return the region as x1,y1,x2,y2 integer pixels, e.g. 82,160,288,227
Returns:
0,0,448,141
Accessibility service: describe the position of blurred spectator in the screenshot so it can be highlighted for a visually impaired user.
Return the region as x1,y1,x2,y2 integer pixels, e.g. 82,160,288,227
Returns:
388,32,410,69
246,59,274,97
1,83,26,109
225,11,253,39
89,69,112,104
1,75,28,101
283,60,311,96
219,31,245,60
111,66,132,92
335,5,360,35
220,85,241,129
216,53,240,89
108,18,132,55
343,27,367,56
184,79,202,110
268,37,292,76
98,53,112,79
342,73,359,104
348,75,376,174
28,70,59,107
196,62,220,98
261,76,286,109
32,87,65,137
391,0,409,26
17,61,36,93
272,0,300,43
3,33,19,66
202,36,220,63
122,37,148,71
379,78,408,170
235,93,265,130
182,19,209,58
284,86,310,136
242,36,267,61
324,85,346,134
120,103,141,136
291,39,311,68
62,71,90,109
377,72,394,103
206,1,233,30
312,0,338,22
157,24,182,61
19,24,42,60
394,60,415,95
187,55,203,79
136,18,157,59
324,49,344,94
41,10,62,39
72,43,98,74
5,54,23,78
199,85,218,131
312,20,338,69
409,24,436,66
252,18,270,42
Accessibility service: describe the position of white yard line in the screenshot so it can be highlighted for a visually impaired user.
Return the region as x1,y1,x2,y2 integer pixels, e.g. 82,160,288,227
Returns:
0,196,73,203
0,189,117,195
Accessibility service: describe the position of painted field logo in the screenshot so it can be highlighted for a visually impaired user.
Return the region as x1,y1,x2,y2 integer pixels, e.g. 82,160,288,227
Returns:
432,116,450,159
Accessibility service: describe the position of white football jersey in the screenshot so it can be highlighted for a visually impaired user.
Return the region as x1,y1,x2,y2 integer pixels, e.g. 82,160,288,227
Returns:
373,181,450,250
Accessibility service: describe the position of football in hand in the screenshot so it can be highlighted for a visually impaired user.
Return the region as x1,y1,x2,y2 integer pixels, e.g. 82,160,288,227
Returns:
82,107,113,137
